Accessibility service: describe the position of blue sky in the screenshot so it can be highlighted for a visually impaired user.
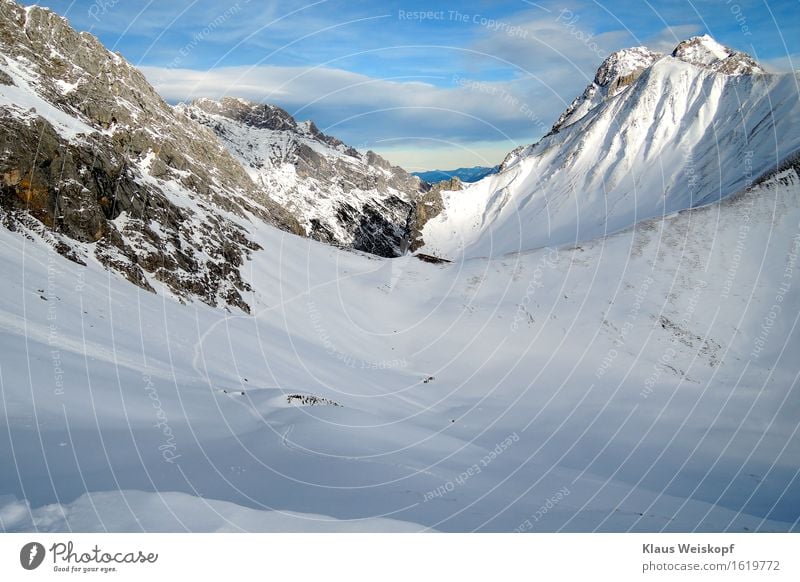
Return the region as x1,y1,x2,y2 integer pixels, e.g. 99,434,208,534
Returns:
32,0,800,170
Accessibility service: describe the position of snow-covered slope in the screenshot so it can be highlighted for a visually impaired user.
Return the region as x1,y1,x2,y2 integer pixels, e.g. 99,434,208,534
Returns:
1,491,428,532
2,154,799,532
180,98,423,257
419,37,799,260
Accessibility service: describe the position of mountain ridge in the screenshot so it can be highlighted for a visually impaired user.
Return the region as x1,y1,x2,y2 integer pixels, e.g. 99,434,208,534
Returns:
420,36,800,259
180,96,425,257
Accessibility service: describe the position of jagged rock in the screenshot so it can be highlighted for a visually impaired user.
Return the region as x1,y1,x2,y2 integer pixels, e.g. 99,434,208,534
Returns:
181,97,425,257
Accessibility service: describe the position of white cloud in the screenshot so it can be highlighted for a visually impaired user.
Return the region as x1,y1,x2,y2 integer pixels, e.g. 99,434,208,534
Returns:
375,141,511,173
760,54,800,73
139,63,558,167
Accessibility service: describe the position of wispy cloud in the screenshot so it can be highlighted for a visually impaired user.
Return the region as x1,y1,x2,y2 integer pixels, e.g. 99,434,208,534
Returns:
760,54,800,73
140,64,547,143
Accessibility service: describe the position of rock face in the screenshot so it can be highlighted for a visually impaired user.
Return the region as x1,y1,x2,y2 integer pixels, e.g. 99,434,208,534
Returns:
0,0,302,312
408,177,462,252
181,97,425,257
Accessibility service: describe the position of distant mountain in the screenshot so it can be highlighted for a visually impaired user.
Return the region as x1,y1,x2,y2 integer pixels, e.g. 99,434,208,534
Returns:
181,98,424,257
413,166,498,184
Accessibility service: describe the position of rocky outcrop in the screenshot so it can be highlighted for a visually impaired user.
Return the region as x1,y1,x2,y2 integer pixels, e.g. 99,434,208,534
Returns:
408,177,461,251
182,97,424,257
0,0,303,312
671,35,764,75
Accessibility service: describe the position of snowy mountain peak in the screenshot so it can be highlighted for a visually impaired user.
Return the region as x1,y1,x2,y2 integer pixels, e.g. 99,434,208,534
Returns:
671,34,764,75
193,97,298,132
189,96,359,157
593,46,664,87
672,34,730,63
547,35,764,136
424,37,798,260
550,46,662,133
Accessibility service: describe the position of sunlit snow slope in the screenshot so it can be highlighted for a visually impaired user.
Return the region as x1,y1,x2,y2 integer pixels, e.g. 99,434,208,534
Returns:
419,39,800,260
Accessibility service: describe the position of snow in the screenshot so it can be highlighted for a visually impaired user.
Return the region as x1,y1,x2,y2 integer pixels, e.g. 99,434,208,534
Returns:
420,59,800,260
675,35,732,66
1,491,427,532
179,100,414,245
54,78,80,95
1,162,798,532
0,56,97,140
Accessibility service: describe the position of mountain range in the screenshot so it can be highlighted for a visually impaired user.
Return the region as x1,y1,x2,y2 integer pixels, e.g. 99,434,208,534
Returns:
181,97,425,257
412,166,499,184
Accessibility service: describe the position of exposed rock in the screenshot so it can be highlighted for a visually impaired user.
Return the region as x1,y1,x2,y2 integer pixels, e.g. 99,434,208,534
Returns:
408,177,461,251
0,0,303,312
286,393,341,407
414,254,451,264
671,35,764,75
182,97,424,257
